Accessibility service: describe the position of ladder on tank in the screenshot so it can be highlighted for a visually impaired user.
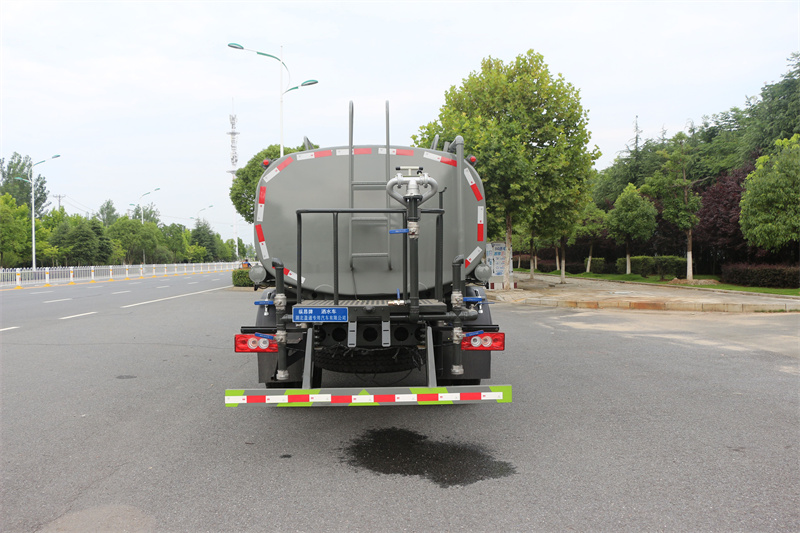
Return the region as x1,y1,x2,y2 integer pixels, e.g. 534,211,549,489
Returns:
348,175,393,270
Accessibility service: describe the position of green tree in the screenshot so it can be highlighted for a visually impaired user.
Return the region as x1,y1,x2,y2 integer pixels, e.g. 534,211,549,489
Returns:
230,143,306,223
64,219,99,266
642,132,704,280
0,153,51,218
96,199,119,227
89,219,113,264
574,201,607,273
186,244,207,263
130,203,160,225
190,219,216,261
0,193,29,267
413,50,599,288
606,183,657,274
741,53,800,160
739,134,800,251
161,223,189,262
107,216,142,264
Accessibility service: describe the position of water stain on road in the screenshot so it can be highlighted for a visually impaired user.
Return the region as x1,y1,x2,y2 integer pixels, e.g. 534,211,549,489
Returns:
342,427,515,488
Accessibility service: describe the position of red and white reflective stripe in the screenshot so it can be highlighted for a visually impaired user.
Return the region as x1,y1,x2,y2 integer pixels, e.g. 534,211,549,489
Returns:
423,151,457,167
226,391,506,405
335,148,373,156
464,169,483,201
282,267,306,284
378,148,414,156
256,225,269,259
296,150,333,161
465,246,483,268
256,186,266,220
265,157,294,183
477,206,485,242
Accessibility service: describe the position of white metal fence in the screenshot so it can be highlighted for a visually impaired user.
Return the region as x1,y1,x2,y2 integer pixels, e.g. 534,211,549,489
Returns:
0,262,240,289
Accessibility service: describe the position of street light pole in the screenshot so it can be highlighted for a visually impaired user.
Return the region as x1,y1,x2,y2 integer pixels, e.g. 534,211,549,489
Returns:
228,43,318,157
14,154,60,271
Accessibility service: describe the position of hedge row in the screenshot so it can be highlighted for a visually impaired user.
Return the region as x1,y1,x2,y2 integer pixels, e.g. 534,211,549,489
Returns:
721,263,800,288
615,256,687,279
232,268,252,287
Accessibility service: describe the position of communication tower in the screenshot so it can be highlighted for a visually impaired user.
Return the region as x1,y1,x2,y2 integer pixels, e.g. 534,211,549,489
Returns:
228,112,240,258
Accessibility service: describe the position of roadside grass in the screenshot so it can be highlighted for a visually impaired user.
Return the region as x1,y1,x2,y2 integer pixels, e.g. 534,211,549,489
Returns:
513,269,800,297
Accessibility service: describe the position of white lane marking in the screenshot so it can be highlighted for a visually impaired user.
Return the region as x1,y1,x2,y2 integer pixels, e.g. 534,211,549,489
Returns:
188,282,199,285
31,291,54,295
156,286,169,289
44,298,72,303
0,326,20,332
112,291,131,295
121,286,230,308
60,312,98,320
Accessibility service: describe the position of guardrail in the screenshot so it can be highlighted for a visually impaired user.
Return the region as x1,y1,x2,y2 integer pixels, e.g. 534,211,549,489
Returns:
0,262,240,289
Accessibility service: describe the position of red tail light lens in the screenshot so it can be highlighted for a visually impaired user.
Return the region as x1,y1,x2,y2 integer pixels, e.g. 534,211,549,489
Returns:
235,334,278,353
461,332,504,351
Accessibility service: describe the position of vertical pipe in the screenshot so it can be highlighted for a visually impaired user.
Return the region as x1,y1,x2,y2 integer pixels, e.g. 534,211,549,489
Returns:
402,212,408,301
435,212,443,302
454,136,465,260
296,212,303,303
333,213,339,305
409,198,420,322
349,101,354,198
272,258,289,380
385,101,390,184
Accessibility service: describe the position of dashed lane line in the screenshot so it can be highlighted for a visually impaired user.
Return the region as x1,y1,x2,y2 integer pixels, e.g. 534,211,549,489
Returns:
59,312,98,320
120,286,230,308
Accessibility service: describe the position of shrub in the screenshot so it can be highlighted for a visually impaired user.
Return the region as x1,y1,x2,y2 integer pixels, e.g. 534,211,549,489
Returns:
616,256,654,277
584,257,605,274
232,268,252,287
654,256,687,280
721,263,800,288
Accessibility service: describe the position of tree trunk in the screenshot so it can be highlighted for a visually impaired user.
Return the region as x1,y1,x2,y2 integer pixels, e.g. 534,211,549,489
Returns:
560,235,567,284
625,239,632,275
529,228,535,280
503,213,513,290
554,245,559,272
686,228,693,281
586,242,593,273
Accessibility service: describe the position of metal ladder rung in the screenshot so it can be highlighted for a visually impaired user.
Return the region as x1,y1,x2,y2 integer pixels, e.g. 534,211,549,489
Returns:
351,252,389,258
352,217,389,223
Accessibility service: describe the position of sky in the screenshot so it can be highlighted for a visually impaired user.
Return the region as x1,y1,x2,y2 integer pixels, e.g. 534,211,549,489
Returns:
2,0,799,247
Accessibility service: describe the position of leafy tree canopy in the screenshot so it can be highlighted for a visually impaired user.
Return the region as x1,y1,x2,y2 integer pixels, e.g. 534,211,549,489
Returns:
230,143,309,223
0,153,51,218
739,134,800,251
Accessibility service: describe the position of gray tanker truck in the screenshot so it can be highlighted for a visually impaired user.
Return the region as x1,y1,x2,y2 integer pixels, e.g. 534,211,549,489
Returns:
226,103,511,406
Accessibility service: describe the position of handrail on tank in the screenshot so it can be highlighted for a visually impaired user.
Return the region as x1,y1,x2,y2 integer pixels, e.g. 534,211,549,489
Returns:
295,207,444,307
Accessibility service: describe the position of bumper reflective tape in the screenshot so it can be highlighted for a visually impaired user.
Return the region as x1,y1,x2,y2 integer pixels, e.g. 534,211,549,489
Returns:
225,385,512,406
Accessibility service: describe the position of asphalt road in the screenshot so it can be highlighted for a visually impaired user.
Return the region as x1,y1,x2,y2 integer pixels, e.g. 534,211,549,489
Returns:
1,280,798,532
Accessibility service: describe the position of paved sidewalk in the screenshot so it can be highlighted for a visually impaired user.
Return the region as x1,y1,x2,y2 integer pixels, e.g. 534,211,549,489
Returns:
485,273,800,313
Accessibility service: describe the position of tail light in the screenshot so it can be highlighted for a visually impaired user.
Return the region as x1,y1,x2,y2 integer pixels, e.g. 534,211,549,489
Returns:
235,334,278,353
461,331,504,351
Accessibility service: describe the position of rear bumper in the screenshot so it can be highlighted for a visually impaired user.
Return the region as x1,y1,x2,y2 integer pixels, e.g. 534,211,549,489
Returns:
225,385,511,406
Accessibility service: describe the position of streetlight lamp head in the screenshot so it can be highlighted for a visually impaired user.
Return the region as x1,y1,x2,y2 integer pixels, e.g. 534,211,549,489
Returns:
52,154,61,159
300,80,318,87
228,43,244,50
